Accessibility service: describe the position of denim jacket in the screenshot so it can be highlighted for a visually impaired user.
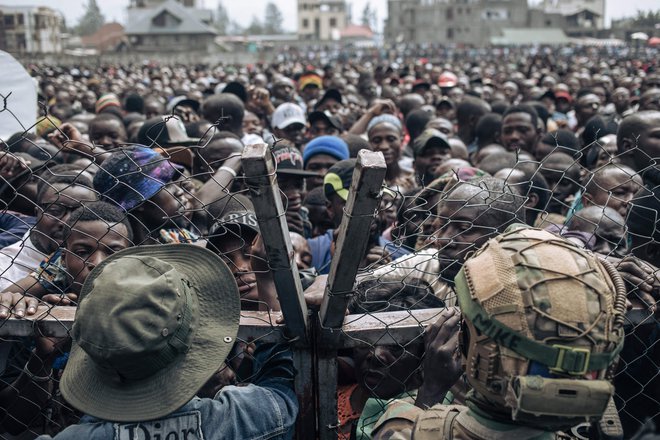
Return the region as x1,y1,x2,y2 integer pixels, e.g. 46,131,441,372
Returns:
37,343,298,440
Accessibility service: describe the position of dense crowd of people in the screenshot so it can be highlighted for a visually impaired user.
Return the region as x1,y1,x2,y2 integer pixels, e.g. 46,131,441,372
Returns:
0,46,658,439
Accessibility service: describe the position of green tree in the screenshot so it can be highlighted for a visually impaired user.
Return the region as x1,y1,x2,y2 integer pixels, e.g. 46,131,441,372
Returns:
75,0,105,36
245,15,264,35
215,1,230,35
630,9,660,27
263,2,284,34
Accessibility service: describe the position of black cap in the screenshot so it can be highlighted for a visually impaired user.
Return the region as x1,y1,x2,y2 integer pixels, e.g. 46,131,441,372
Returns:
412,128,451,158
137,116,201,147
272,144,319,177
222,81,248,103
308,110,343,131
315,89,343,109
207,195,260,247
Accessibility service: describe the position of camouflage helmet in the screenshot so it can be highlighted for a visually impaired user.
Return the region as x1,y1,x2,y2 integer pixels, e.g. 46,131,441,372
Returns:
455,224,626,430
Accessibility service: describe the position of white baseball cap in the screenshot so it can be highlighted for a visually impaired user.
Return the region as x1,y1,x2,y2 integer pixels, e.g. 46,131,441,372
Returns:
271,103,306,129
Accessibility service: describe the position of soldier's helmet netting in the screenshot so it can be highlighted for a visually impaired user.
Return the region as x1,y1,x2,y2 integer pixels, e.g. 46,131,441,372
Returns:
454,224,627,430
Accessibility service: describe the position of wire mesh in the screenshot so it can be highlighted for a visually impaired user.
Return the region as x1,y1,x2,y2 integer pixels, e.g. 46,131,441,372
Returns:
0,57,658,440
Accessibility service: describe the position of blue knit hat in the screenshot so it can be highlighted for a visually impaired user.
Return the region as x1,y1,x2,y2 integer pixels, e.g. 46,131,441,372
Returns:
93,146,178,211
303,136,350,167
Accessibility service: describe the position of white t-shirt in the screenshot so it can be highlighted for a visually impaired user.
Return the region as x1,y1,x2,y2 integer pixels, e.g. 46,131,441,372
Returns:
0,232,47,291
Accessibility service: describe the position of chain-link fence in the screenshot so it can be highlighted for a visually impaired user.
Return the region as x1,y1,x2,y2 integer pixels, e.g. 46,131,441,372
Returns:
0,68,659,440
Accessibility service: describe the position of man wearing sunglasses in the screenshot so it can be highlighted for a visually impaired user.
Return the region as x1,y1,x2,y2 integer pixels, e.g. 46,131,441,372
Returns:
0,174,97,291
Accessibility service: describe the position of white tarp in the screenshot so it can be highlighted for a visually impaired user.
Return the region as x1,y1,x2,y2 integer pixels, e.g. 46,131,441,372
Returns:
0,50,37,140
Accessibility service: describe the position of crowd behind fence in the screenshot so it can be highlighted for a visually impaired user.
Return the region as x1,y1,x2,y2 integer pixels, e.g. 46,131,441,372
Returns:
0,47,658,440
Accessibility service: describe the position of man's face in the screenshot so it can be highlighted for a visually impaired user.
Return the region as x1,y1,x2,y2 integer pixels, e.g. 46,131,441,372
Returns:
290,232,313,270
301,86,320,103
326,193,347,228
89,119,127,150
639,89,660,111
309,120,339,139
592,217,628,256
316,98,342,115
305,154,338,190
587,169,643,218
633,116,660,169
369,124,402,166
414,145,451,183
275,124,307,148
144,100,165,119
555,97,572,114
33,184,97,254
352,342,423,399
575,94,601,124
81,91,97,112
573,213,628,256
213,232,258,303
612,88,630,111
540,164,578,214
501,112,539,152
427,185,500,283
242,112,262,135
273,83,294,101
138,180,191,232
502,82,519,102
64,221,131,294
278,174,304,215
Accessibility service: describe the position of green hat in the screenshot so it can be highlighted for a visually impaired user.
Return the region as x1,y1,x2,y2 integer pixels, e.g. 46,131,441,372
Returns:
61,244,240,422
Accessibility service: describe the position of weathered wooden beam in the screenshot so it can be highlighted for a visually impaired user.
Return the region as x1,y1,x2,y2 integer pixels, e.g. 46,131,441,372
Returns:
319,150,387,341
339,308,449,348
242,143,309,340
0,307,288,343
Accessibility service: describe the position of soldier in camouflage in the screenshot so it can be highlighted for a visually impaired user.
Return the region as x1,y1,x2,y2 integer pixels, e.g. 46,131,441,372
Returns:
372,224,627,440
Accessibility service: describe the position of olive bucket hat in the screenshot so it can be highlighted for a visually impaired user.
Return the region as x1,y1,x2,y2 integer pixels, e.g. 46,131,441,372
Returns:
60,244,240,422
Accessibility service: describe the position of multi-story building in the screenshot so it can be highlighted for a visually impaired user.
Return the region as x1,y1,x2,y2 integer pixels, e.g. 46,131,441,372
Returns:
385,0,529,46
540,0,604,29
124,0,216,52
298,0,348,41
0,5,63,54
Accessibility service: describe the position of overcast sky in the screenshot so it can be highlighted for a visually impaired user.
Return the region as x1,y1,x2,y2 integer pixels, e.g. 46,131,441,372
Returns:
2,0,658,32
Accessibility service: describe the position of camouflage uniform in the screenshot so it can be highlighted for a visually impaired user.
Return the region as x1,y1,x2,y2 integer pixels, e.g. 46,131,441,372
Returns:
373,225,627,440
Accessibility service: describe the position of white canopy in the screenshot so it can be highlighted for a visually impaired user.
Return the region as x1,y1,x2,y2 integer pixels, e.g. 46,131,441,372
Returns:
0,51,37,141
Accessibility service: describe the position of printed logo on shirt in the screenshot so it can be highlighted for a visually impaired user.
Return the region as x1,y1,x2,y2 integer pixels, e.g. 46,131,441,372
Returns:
114,411,203,440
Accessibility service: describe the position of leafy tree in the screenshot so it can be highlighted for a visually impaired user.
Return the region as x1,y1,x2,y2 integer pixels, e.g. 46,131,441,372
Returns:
630,9,660,28
75,0,105,36
245,15,264,35
228,20,244,35
215,1,230,35
263,2,284,34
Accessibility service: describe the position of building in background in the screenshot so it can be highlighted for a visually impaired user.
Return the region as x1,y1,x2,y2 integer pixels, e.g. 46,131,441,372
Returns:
385,0,529,45
530,0,604,37
298,0,348,41
0,5,63,54
125,0,216,52
80,22,126,53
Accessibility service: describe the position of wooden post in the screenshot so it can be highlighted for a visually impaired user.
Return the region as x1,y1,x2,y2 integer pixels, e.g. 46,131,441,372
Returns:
242,143,309,341
319,150,386,343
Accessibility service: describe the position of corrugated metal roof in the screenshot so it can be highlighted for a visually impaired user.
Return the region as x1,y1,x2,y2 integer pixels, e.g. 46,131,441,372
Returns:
125,0,217,36
491,28,570,45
